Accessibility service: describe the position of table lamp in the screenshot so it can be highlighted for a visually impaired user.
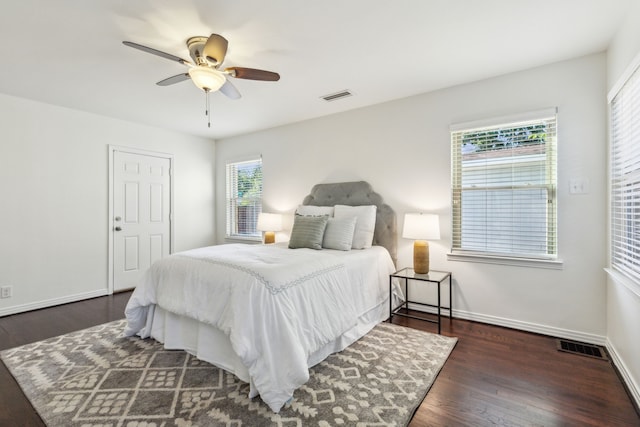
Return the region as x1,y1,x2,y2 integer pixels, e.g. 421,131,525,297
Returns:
402,213,440,274
256,212,283,244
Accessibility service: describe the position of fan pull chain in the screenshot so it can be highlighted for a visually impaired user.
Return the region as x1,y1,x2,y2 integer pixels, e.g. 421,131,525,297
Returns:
204,89,211,128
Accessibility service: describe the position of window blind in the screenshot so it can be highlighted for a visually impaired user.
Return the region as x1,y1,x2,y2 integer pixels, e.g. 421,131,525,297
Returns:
611,63,640,283
225,158,263,238
451,113,557,259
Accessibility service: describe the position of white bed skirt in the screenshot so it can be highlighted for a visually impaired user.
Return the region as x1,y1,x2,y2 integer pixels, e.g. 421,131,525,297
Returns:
145,297,391,390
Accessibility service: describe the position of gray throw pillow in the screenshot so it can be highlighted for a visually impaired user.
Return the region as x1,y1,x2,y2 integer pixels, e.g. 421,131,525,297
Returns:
288,215,329,250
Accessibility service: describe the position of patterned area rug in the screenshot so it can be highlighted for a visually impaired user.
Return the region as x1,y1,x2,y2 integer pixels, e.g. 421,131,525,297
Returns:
1,319,457,426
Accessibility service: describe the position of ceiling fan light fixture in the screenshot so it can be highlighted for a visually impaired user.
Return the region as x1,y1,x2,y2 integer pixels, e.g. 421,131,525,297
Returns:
188,66,226,91
123,33,279,128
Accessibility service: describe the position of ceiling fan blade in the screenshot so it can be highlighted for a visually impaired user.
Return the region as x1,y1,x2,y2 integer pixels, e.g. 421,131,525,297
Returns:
219,79,241,100
156,73,191,86
203,34,228,66
226,67,280,81
123,41,190,66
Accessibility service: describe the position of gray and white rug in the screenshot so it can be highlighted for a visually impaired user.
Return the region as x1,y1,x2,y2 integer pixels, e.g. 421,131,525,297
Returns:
1,319,457,426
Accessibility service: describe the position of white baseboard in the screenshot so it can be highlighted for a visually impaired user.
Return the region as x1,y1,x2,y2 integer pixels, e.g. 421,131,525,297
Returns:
606,338,640,410
453,308,607,345
0,289,109,317
406,303,607,345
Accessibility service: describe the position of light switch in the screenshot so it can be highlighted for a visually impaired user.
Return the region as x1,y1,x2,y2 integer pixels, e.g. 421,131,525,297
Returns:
569,178,589,194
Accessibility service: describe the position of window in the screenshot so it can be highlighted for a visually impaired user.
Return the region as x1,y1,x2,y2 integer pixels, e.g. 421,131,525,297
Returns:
226,158,263,239
610,63,640,284
451,110,557,261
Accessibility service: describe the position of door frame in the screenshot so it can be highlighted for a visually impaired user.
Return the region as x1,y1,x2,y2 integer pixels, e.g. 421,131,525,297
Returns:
107,145,175,295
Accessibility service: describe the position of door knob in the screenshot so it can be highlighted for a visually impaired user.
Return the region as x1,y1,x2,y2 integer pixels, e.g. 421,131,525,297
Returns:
115,226,122,231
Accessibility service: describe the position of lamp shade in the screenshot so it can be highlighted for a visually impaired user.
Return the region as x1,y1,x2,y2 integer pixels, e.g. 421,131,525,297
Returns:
188,66,226,91
256,213,283,232
402,213,441,240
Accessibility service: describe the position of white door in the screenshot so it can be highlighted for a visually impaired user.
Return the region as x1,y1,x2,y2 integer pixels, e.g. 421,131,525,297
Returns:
113,151,171,292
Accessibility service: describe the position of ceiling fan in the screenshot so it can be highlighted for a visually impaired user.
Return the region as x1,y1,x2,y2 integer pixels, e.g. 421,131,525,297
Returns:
123,33,280,127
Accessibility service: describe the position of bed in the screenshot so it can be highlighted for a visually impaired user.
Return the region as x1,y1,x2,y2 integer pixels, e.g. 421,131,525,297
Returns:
124,181,400,413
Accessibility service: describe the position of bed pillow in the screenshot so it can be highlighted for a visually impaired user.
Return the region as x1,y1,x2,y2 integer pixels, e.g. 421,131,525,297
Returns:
334,205,377,249
322,216,357,251
288,214,329,250
295,205,334,217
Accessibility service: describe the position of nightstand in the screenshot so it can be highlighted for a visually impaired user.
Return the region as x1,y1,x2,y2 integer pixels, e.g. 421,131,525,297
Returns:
389,268,452,334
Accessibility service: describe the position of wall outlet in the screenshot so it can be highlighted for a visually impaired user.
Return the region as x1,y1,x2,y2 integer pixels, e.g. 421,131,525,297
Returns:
1,286,12,299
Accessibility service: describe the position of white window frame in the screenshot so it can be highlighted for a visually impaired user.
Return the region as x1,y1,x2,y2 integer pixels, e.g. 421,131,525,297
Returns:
448,109,562,269
225,157,263,241
607,55,640,297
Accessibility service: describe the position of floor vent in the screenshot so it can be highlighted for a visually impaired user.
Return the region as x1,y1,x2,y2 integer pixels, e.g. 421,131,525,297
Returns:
321,90,353,102
557,339,608,360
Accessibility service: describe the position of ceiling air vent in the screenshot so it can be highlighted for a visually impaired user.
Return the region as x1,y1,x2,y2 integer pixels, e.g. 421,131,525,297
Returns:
321,90,353,102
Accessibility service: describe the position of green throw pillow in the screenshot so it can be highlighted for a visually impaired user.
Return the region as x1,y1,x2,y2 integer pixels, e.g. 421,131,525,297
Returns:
288,215,329,250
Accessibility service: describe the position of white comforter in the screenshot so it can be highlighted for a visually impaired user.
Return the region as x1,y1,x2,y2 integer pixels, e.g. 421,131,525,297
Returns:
124,243,394,413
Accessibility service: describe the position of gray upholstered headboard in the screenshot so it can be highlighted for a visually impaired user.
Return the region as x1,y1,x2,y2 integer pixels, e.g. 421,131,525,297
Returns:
302,181,397,266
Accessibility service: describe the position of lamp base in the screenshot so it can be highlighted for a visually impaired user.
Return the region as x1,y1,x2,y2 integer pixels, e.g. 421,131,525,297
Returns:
264,231,276,244
413,240,430,274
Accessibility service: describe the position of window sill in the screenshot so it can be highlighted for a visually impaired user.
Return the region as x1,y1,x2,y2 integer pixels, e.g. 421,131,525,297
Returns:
605,268,640,298
225,235,262,244
447,252,563,269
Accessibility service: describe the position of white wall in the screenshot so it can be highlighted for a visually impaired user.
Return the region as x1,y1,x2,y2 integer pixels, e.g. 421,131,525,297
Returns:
606,0,640,406
216,53,608,343
607,1,640,90
0,93,216,315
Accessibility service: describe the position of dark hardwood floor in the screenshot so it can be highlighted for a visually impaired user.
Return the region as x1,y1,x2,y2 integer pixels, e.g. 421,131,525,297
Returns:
396,315,640,427
1,294,638,426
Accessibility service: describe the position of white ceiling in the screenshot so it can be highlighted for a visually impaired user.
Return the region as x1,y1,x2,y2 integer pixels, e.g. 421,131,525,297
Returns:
0,0,630,139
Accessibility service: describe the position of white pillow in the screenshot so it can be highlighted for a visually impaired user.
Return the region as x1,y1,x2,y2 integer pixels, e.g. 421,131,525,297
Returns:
334,205,377,249
295,205,334,217
322,216,357,251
